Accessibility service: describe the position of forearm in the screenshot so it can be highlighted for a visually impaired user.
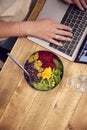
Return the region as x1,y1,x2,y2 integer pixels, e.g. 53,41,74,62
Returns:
0,21,33,38
0,21,19,38
0,19,73,47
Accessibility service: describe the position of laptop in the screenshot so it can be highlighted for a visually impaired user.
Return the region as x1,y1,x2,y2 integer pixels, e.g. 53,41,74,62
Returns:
27,0,87,62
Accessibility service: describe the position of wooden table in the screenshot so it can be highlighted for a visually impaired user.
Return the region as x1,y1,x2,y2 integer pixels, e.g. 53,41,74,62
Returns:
0,1,87,130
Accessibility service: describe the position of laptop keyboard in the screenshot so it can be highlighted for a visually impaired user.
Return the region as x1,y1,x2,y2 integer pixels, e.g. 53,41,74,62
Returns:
49,4,87,57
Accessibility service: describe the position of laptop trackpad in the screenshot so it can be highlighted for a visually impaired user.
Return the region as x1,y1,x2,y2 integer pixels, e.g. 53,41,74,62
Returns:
37,0,69,22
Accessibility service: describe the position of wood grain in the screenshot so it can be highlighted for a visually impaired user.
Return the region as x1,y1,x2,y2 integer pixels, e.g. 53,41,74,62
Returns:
0,37,87,130
0,0,87,130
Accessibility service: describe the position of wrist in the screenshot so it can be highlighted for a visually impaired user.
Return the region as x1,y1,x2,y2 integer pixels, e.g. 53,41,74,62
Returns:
21,21,36,37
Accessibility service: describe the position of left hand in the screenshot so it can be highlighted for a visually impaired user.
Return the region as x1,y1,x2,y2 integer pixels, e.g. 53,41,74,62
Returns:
64,0,87,10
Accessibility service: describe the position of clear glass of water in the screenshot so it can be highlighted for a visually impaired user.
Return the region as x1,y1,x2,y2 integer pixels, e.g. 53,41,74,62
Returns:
68,75,87,93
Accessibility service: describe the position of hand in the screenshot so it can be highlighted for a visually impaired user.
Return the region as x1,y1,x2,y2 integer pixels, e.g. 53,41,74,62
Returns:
64,0,87,10
26,19,72,46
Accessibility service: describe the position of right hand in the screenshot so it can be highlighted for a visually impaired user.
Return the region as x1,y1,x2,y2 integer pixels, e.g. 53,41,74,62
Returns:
64,0,87,10
26,18,72,46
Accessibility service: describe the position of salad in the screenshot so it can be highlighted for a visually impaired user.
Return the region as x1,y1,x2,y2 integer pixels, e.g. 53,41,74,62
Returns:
24,51,63,91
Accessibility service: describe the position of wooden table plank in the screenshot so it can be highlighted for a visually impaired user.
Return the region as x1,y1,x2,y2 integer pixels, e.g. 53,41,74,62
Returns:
20,61,86,130
65,94,87,130
0,38,37,118
0,37,87,130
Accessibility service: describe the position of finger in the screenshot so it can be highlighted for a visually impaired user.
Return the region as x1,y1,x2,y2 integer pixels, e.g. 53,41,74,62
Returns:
57,24,72,31
56,29,73,37
47,32,72,41
80,0,87,9
54,34,72,42
45,33,63,46
49,38,63,46
73,0,85,10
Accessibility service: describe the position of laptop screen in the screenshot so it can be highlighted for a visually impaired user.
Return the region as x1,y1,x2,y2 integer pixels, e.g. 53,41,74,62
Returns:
75,35,87,64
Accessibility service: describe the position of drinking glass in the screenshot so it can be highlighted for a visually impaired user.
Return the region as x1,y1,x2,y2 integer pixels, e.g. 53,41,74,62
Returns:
68,75,87,93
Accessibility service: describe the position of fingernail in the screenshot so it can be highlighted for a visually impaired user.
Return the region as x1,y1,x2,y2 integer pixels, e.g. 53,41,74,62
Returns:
69,28,72,31
59,43,63,46
68,38,72,41
81,7,84,11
